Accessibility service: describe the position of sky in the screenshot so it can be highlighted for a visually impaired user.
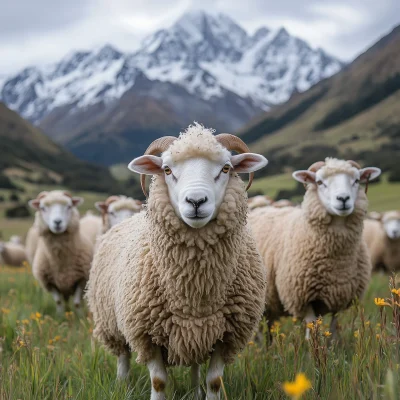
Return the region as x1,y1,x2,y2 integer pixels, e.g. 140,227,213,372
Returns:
0,0,399,76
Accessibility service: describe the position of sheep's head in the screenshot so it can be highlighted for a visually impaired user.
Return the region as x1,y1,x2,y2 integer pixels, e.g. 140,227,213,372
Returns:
28,191,83,234
95,195,142,228
293,158,381,217
381,211,400,239
128,124,268,228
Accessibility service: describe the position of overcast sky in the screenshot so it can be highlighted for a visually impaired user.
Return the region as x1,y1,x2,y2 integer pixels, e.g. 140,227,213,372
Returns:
0,0,399,76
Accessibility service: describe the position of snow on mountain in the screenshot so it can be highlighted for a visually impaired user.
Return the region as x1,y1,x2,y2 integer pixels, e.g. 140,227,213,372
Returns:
0,10,343,124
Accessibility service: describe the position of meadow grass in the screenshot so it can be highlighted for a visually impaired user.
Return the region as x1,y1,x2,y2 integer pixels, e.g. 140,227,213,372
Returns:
0,265,399,400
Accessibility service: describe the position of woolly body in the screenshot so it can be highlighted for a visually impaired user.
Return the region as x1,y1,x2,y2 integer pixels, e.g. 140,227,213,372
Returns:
249,170,371,321
88,172,266,366
0,241,27,267
363,213,400,272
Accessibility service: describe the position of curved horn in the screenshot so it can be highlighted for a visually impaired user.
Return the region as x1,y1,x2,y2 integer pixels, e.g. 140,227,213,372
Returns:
140,136,177,197
347,160,361,169
308,161,326,172
215,133,254,191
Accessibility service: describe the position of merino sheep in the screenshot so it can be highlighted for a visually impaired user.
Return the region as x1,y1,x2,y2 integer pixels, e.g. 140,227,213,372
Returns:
249,158,381,339
95,195,142,233
87,124,268,400
0,240,27,267
28,191,93,314
248,194,273,210
363,211,400,272
272,199,295,208
79,212,103,247
26,215,40,265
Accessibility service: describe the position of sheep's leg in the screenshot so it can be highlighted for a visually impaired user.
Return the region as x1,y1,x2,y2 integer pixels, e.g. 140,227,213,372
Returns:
304,305,316,340
206,343,225,400
117,352,131,380
147,346,167,400
191,364,203,400
73,281,85,314
51,288,65,315
329,314,339,342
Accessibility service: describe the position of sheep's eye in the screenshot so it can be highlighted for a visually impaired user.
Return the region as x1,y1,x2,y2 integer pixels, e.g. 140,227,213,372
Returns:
222,164,230,174
164,167,172,175
316,180,324,186
354,179,360,185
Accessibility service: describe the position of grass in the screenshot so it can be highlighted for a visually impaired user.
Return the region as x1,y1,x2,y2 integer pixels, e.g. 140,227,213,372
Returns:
0,264,399,399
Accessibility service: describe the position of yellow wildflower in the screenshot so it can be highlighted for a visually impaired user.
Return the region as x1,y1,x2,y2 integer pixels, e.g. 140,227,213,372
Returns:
48,339,53,345
365,321,370,326
237,354,242,358
374,298,390,306
54,335,61,342
1,308,11,314
354,330,359,338
376,334,380,339
306,322,314,330
316,317,323,326
391,288,400,296
292,317,298,323
280,333,286,339
324,331,332,337
248,341,255,346
283,373,312,399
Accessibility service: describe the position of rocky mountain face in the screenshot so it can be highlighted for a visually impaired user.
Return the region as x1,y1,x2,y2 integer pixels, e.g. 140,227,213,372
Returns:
0,11,342,165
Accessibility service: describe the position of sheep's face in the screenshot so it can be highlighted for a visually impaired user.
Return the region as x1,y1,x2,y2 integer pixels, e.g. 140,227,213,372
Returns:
129,152,268,228
293,163,381,217
95,198,142,229
29,193,83,234
382,215,400,239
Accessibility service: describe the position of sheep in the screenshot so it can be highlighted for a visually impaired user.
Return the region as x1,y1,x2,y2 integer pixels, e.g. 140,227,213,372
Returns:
272,199,295,208
28,191,94,314
95,195,142,233
248,194,273,210
26,214,40,265
79,212,103,247
0,240,27,267
363,211,400,273
87,124,268,400
249,158,381,340
9,235,23,245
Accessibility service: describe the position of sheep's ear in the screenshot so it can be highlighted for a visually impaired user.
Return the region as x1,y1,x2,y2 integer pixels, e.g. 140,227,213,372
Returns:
72,197,84,207
292,170,316,184
231,153,268,173
95,201,108,213
128,155,163,175
28,199,41,210
359,167,381,183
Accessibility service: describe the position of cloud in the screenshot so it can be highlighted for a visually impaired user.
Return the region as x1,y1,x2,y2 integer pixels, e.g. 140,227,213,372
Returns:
0,0,399,75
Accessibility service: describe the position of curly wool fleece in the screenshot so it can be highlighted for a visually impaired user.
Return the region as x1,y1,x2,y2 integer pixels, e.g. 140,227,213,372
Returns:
87,172,266,366
249,181,371,321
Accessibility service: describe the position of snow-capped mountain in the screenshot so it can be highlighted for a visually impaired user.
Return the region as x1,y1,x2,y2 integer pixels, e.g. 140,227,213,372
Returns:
0,11,343,165
1,11,342,124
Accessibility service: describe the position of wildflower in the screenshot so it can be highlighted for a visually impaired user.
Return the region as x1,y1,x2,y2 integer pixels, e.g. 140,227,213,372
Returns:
237,354,242,358
391,288,400,296
306,322,314,330
376,323,381,327
324,331,332,337
374,298,390,306
292,318,297,323
31,312,42,320
280,333,286,339
54,335,61,342
316,317,322,326
21,319,30,325
354,330,359,338
48,339,53,345
1,308,11,314
376,334,380,339
248,341,254,346
283,373,312,399
365,321,370,326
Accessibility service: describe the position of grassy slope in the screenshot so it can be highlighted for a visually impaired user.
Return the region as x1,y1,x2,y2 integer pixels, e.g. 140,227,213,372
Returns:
0,266,399,399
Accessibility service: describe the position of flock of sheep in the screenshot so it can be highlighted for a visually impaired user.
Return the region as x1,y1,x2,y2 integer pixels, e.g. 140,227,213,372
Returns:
1,123,399,400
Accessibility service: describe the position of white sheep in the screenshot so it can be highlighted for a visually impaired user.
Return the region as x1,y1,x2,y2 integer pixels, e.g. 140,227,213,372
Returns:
0,240,27,267
87,124,268,400
28,191,94,314
249,158,381,339
248,194,273,210
363,210,400,273
95,195,142,233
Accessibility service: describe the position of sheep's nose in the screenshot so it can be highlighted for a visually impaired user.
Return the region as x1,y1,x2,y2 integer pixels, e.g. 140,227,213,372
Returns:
54,219,62,227
393,230,398,237
337,195,350,204
186,197,208,209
